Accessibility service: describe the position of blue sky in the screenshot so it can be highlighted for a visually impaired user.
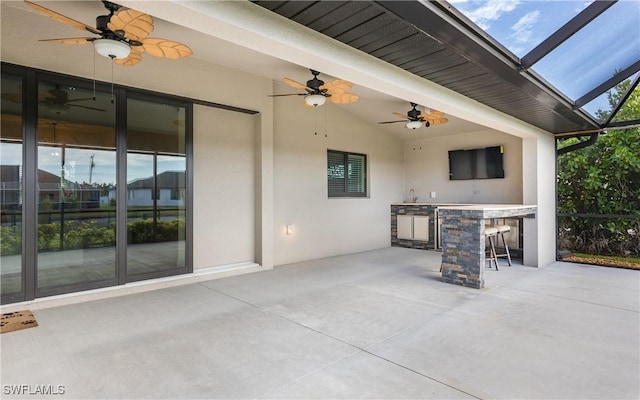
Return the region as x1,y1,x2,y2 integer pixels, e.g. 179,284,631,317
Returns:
0,142,184,186
449,0,640,120
450,0,592,56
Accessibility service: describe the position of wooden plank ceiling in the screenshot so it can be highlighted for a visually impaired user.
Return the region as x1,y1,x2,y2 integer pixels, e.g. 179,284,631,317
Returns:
253,1,600,135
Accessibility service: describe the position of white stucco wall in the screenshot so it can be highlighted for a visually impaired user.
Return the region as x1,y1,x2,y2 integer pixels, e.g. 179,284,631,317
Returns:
115,59,405,269
273,96,404,266
193,105,256,269
115,0,559,268
404,130,523,204
107,58,276,270
3,0,559,272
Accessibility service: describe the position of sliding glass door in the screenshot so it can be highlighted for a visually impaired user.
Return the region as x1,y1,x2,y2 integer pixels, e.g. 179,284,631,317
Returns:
126,98,187,280
36,80,117,295
1,73,24,302
1,65,192,304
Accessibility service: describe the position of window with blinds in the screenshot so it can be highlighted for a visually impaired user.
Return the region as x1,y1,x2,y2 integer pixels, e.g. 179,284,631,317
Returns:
327,150,367,197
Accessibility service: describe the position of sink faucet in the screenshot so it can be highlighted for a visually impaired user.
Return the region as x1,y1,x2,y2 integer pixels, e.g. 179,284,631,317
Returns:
409,189,417,203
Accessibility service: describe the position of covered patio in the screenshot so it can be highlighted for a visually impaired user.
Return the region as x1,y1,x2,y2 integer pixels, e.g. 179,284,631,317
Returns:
2,247,638,399
2,0,638,303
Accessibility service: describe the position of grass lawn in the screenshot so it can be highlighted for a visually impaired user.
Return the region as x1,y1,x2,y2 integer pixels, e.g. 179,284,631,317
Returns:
561,253,640,270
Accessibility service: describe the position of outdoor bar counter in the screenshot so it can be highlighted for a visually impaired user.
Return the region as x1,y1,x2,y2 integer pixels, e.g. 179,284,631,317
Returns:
438,204,537,288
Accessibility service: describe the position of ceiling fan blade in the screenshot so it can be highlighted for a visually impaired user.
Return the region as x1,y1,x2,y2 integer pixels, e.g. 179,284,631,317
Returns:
38,92,52,102
43,86,69,102
108,8,154,42
425,117,449,125
68,104,106,112
420,111,444,119
268,93,306,97
283,78,310,91
378,120,407,124
320,79,353,95
422,110,447,121
392,112,407,119
328,93,359,104
140,38,192,59
1,93,22,103
38,37,94,45
113,51,143,66
24,0,100,35
65,97,97,104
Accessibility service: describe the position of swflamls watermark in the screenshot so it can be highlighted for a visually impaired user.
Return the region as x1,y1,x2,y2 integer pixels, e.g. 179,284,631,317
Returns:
2,384,66,396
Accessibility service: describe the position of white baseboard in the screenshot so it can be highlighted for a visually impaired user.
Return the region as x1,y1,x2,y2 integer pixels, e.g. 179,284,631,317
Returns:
0,262,266,313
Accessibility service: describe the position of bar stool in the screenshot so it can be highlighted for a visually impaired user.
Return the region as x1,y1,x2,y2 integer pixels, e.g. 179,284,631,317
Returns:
495,224,513,266
485,226,499,270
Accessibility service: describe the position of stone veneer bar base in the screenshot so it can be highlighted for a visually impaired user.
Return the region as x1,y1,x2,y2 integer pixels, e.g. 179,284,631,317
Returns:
440,217,485,288
390,204,438,250
438,205,536,289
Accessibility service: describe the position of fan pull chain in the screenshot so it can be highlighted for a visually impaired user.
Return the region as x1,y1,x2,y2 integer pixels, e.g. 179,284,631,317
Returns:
324,103,328,138
110,56,115,104
314,107,318,136
92,51,96,101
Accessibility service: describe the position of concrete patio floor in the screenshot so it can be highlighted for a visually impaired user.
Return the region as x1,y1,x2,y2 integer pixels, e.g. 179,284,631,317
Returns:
1,247,638,399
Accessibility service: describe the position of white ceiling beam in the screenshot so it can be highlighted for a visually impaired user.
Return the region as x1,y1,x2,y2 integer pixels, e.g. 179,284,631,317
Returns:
119,0,551,139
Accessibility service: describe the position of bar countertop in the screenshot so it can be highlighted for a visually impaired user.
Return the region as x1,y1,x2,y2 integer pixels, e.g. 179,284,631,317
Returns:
391,203,537,214
436,204,537,219
436,204,536,211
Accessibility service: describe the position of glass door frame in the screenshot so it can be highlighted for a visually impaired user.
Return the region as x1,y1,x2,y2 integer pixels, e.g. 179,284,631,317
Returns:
120,91,193,284
34,75,119,298
1,63,193,303
1,64,31,304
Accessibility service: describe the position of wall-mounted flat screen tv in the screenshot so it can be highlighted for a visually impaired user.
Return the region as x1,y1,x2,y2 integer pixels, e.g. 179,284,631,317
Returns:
449,145,504,180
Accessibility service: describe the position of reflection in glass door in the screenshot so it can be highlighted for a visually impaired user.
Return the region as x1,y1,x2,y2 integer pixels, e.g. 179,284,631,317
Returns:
36,81,117,294
126,98,186,279
1,65,192,304
1,73,24,301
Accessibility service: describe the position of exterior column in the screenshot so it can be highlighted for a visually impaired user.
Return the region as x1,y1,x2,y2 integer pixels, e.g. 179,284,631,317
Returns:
522,136,556,267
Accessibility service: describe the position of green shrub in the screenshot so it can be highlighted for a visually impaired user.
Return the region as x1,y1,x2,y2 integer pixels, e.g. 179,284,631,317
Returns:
127,220,155,244
2,218,185,255
63,221,116,249
38,223,59,251
127,218,186,244
0,225,22,255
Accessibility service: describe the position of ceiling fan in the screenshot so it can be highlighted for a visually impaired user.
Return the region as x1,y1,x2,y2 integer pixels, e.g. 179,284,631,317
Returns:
2,84,106,112
378,102,448,129
271,70,359,107
40,85,106,112
24,0,192,66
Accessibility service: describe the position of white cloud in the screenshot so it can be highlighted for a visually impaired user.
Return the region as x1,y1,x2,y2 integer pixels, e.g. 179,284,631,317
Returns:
576,1,592,12
510,10,540,44
464,0,521,30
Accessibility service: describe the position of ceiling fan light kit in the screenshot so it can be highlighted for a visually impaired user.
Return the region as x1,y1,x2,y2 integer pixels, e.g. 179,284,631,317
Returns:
25,0,192,66
93,38,131,59
271,70,359,108
405,120,423,130
378,102,449,129
304,94,326,107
